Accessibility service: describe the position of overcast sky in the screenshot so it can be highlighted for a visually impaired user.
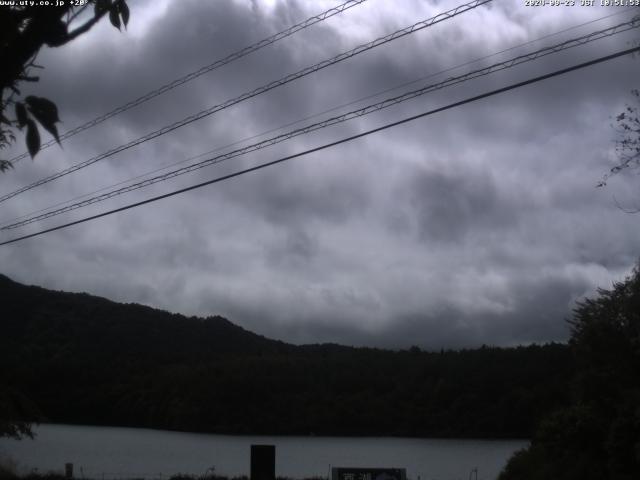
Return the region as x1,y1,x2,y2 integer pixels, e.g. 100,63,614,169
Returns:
1,0,639,349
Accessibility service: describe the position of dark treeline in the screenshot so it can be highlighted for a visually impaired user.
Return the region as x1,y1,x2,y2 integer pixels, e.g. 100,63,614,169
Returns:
1,274,573,439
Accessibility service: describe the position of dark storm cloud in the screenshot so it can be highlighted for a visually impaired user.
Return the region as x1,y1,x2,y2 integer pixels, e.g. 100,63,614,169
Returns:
403,166,508,243
26,0,277,121
210,267,587,349
1,0,639,349
224,157,372,226
233,261,596,349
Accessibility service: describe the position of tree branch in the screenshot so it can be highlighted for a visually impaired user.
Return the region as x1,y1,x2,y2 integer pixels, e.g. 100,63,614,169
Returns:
68,3,91,25
65,9,108,43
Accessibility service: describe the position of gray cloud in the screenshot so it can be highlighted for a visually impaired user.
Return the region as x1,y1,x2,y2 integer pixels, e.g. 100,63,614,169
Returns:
1,0,639,350
403,166,507,243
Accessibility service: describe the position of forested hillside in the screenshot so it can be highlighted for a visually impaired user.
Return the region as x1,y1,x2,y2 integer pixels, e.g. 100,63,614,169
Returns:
1,274,573,438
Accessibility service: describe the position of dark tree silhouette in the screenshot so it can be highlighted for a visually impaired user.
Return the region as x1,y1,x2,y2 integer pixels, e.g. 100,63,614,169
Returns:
0,0,130,438
499,263,640,480
0,0,130,172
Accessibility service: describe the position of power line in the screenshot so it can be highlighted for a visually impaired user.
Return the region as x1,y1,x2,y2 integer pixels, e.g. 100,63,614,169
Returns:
3,9,629,230
4,18,637,231
8,0,370,165
5,18,636,229
0,0,491,205
3,7,630,230
1,45,637,247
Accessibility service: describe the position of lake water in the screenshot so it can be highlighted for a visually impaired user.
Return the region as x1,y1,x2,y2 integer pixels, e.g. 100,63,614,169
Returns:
0,424,527,480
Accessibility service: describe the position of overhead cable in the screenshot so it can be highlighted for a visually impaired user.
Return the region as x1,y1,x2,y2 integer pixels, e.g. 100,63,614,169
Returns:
3,8,631,230
0,0,492,204
1,45,637,247
3,18,637,231
8,0,370,164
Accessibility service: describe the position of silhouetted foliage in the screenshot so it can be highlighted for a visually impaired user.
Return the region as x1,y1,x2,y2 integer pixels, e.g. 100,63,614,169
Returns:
0,274,573,439
598,89,640,195
500,264,640,480
0,0,129,171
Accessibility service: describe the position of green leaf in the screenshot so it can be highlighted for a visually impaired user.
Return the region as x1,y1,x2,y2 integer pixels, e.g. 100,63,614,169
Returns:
25,119,41,159
25,96,61,144
109,7,121,30
15,103,28,128
25,96,60,123
119,0,130,28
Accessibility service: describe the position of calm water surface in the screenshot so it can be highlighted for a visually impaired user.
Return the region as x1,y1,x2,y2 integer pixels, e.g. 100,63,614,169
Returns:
0,424,527,480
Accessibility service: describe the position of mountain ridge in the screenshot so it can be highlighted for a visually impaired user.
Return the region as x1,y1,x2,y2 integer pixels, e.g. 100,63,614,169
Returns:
1,273,574,438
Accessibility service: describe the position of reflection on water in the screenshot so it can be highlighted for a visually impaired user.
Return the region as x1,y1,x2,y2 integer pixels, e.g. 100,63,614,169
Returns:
0,424,527,480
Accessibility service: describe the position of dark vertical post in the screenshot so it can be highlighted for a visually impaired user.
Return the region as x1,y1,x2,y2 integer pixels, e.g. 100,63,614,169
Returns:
250,444,275,480
64,463,73,479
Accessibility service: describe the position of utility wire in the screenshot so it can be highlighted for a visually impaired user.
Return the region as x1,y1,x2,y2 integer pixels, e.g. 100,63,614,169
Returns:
3,7,630,229
0,0,491,205
3,18,637,231
2,9,628,230
1,45,637,247
8,0,370,165
2,6,634,233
